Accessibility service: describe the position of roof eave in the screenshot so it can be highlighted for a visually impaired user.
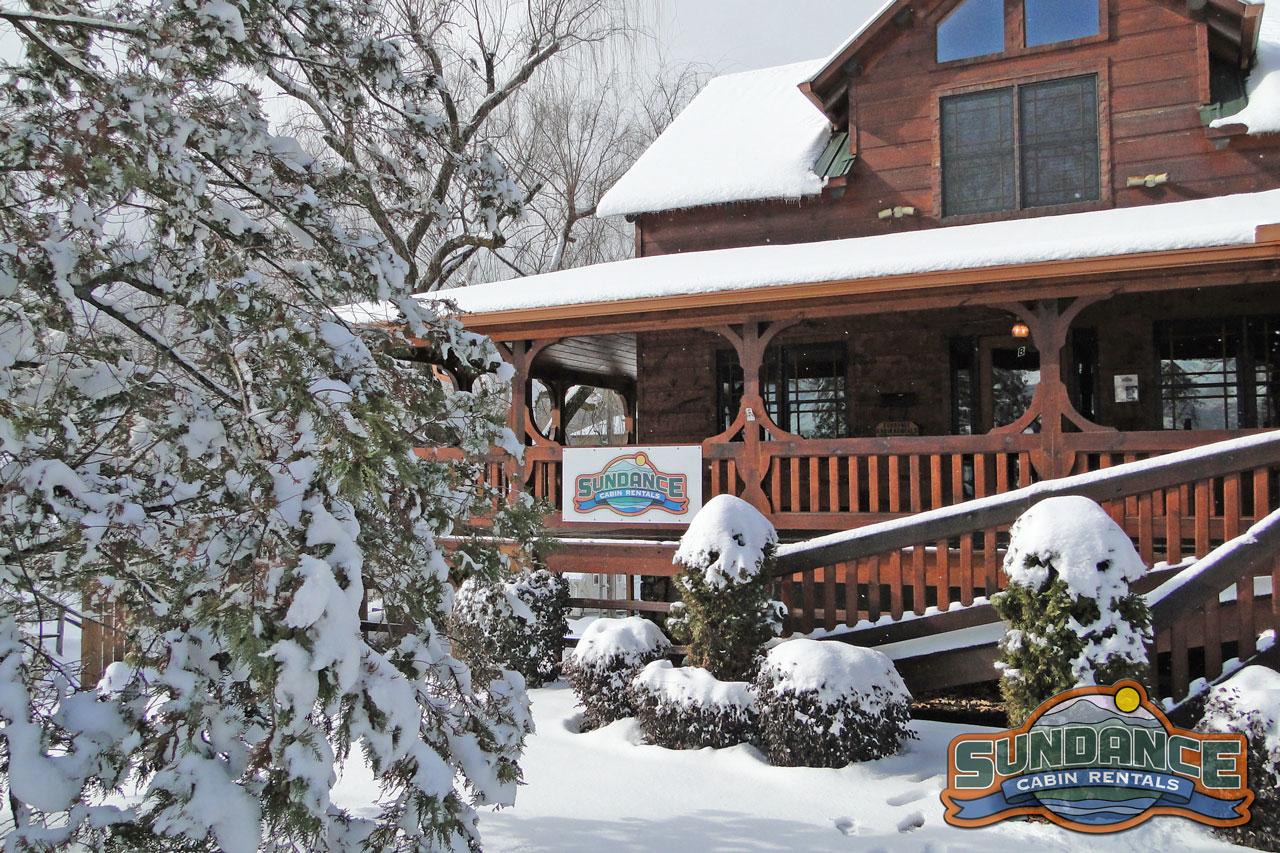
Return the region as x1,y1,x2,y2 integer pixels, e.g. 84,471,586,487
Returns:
455,227,1280,339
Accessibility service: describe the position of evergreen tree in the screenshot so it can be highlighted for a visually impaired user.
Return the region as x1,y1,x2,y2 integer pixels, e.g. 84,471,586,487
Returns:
0,0,567,846
993,497,1152,726
670,496,784,682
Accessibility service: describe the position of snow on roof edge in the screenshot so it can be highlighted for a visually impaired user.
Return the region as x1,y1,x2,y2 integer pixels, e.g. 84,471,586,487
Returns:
334,188,1280,326
807,0,898,81
595,59,831,218
1213,0,1280,134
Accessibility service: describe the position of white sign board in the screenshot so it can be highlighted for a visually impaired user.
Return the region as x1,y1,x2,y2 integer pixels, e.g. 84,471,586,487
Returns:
1114,374,1139,403
561,446,703,524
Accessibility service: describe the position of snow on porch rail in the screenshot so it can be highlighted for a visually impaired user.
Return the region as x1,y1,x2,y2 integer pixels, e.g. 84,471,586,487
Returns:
1147,506,1280,618
773,430,1280,576
807,512,1280,701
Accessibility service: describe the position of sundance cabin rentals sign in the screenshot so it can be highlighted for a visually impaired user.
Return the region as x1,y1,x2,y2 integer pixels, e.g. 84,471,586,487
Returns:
562,447,703,524
942,681,1252,833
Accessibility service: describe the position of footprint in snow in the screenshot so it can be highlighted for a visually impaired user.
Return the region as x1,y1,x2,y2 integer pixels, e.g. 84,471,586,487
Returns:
832,816,858,836
897,811,925,833
886,788,927,807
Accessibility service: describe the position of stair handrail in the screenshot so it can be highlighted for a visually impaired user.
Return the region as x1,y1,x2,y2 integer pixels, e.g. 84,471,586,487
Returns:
774,430,1280,575
1146,506,1280,629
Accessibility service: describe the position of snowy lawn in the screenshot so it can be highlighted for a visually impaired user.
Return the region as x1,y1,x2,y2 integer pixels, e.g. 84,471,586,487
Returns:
333,685,1248,852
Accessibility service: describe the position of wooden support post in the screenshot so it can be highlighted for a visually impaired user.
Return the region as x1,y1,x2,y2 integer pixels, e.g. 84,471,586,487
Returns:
997,298,1114,480
498,338,558,493
705,320,797,515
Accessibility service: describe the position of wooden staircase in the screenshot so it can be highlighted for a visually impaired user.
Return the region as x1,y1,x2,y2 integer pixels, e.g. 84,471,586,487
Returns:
771,432,1280,707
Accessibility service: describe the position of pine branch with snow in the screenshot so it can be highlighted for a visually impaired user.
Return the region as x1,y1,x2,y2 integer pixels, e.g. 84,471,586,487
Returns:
0,0,543,847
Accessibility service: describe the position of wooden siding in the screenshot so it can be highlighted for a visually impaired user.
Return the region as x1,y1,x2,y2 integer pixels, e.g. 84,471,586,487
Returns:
637,0,1280,257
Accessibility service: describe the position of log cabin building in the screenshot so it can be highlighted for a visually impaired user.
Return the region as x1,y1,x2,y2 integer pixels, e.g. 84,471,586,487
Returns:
336,0,1280,697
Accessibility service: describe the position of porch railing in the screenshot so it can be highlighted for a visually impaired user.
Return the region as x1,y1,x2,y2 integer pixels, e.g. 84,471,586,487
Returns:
491,428,1273,535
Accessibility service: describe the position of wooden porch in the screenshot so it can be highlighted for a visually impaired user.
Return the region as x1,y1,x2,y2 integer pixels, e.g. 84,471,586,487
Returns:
435,246,1280,708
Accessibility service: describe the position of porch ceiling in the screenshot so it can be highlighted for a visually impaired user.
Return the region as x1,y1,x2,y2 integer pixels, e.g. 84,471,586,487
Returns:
531,334,637,386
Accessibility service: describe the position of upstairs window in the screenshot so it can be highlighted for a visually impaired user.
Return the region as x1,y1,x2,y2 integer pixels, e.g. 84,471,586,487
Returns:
936,0,1006,63
1024,0,1100,48
941,74,1099,217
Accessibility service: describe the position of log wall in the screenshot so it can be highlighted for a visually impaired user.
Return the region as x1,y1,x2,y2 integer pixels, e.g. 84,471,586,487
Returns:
636,0,1280,257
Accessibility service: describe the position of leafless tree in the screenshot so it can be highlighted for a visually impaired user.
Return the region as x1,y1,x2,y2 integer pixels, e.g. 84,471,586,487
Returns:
267,0,637,293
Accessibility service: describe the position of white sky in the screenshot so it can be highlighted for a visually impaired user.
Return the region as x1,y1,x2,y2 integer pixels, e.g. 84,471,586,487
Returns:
652,0,888,72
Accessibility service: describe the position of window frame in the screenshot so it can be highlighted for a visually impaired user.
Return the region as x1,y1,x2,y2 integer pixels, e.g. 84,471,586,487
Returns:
931,0,1110,69
715,340,851,439
1155,315,1280,432
932,64,1112,223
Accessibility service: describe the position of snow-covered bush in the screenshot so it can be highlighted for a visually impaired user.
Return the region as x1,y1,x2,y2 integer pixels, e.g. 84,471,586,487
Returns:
629,660,757,749
1198,665,1280,851
992,496,1152,726
451,576,539,682
452,569,570,688
510,568,571,686
754,639,914,767
671,495,783,682
564,617,670,730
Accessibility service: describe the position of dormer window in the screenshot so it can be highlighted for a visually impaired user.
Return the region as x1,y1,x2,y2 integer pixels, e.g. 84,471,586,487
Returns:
1024,0,1101,47
936,0,1102,64
936,0,1006,63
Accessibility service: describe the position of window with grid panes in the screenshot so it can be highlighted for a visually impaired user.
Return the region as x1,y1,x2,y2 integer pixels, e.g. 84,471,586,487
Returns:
941,74,1099,216
716,343,849,438
1158,317,1280,431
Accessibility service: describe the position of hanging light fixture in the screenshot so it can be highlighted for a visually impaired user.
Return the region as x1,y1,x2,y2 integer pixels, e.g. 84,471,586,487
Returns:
1011,321,1031,339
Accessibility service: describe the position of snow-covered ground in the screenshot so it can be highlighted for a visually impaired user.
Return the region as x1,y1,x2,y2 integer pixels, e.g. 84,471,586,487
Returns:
332,685,1246,852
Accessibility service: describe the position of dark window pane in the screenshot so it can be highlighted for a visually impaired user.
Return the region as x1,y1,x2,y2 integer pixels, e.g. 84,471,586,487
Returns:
715,349,744,434
941,87,1016,216
937,0,1005,62
1158,316,1280,430
1025,0,1100,47
783,344,848,438
991,345,1041,428
718,344,848,438
1019,76,1099,208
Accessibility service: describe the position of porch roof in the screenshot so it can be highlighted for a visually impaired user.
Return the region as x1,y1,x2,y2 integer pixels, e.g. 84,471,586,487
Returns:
338,188,1280,334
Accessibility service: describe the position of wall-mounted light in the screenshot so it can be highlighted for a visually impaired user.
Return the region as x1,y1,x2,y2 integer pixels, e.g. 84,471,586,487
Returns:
1126,173,1169,189
877,205,918,220
1011,322,1031,339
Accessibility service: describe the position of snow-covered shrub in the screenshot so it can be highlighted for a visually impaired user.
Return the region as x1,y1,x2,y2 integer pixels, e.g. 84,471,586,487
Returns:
754,639,914,767
629,660,757,749
1197,665,1280,851
992,496,1152,726
451,569,569,688
671,495,783,682
510,568,571,686
451,577,538,681
564,617,670,730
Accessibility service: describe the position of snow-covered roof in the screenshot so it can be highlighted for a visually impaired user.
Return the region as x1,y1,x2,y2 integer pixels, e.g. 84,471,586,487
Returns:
338,188,1280,324
595,60,831,218
1215,0,1280,134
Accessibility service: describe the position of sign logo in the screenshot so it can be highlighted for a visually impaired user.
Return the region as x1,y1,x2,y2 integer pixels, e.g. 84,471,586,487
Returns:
942,681,1252,833
572,452,689,517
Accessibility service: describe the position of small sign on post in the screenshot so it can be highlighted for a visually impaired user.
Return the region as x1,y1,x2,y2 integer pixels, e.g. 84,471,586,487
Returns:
562,446,703,524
